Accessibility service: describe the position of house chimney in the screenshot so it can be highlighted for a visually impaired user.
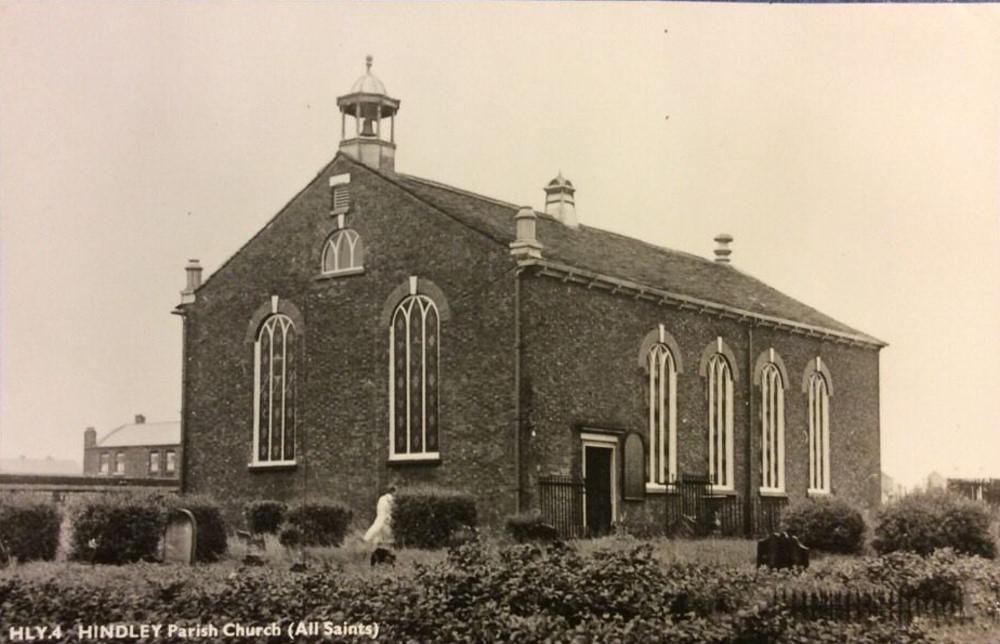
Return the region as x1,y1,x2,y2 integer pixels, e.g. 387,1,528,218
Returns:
544,172,577,228
84,426,96,448
134,414,146,424
713,234,733,264
509,207,543,260
180,259,202,305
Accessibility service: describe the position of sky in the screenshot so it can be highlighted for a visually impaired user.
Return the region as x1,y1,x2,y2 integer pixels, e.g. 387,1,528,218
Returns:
1,2,998,488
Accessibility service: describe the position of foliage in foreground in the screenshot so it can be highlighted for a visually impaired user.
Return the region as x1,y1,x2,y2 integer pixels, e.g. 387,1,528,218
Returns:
873,490,996,559
4,539,996,642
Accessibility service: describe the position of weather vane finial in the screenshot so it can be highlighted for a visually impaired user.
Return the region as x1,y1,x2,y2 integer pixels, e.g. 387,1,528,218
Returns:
366,55,373,72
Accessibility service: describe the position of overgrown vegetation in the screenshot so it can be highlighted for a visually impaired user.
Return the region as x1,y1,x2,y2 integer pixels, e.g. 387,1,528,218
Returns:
5,538,997,642
873,490,996,558
392,487,476,549
781,496,866,554
0,494,62,563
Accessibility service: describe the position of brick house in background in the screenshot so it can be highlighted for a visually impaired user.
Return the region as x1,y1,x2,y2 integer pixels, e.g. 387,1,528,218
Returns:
175,59,885,533
83,415,181,479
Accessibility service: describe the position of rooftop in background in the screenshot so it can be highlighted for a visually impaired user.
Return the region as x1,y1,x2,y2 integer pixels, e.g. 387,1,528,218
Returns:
96,420,180,448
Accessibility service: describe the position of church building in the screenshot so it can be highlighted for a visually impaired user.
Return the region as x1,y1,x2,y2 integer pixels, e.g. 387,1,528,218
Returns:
175,58,885,534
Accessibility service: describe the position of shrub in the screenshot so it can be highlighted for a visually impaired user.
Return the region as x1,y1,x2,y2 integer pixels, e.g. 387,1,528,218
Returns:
781,496,866,554
873,490,996,558
165,495,227,562
244,500,287,535
69,493,164,564
0,494,62,562
284,500,352,547
393,487,477,549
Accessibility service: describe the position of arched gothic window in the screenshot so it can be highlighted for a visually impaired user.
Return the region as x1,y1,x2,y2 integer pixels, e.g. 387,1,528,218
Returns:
321,229,364,275
760,363,785,492
253,314,296,464
390,295,439,459
645,343,677,487
707,354,734,490
808,373,831,493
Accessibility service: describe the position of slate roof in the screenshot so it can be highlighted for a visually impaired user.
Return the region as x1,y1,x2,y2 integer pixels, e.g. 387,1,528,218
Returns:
390,171,883,346
97,421,180,448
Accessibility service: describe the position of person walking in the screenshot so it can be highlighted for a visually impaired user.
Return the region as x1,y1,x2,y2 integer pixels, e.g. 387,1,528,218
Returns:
363,485,396,546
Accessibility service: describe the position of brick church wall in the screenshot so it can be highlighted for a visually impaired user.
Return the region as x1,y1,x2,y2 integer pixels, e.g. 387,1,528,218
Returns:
518,274,881,521
181,156,519,527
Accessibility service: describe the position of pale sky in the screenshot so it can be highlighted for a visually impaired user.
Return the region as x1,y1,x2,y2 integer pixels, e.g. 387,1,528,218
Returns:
1,2,998,488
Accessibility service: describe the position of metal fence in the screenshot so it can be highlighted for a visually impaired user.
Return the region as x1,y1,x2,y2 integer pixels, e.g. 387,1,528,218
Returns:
665,478,788,538
538,473,789,540
774,587,965,623
537,475,586,539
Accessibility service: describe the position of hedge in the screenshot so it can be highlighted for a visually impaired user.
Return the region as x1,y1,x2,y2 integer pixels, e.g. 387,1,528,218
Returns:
0,494,62,562
873,490,996,558
393,487,476,549
781,496,866,554
244,500,287,535
0,540,971,643
284,500,352,547
69,493,164,564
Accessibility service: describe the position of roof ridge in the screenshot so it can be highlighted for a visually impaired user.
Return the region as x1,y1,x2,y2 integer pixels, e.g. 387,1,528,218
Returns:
397,173,521,211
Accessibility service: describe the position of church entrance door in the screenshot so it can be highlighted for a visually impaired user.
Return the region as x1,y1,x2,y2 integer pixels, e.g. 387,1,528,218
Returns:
583,441,615,536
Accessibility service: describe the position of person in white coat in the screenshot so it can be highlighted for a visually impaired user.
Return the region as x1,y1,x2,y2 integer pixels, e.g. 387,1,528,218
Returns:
363,485,396,546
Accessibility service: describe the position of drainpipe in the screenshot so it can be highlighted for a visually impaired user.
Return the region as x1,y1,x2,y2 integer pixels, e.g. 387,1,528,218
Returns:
513,267,523,513
745,324,754,537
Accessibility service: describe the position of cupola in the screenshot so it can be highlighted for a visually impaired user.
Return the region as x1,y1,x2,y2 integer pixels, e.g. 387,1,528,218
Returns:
544,172,577,228
337,56,400,172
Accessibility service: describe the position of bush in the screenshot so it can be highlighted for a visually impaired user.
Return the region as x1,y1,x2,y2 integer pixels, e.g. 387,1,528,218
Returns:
285,500,352,547
781,496,866,554
69,493,164,564
165,495,227,562
393,487,476,549
873,490,996,558
0,494,62,562
244,500,287,535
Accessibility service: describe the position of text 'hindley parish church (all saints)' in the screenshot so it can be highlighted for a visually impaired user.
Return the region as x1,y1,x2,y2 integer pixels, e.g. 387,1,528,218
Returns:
174,57,885,534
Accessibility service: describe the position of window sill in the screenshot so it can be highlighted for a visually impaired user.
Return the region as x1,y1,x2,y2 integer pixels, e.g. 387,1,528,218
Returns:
388,452,441,466
707,486,737,497
807,489,831,497
248,461,298,471
314,267,365,282
645,483,677,495
758,489,788,498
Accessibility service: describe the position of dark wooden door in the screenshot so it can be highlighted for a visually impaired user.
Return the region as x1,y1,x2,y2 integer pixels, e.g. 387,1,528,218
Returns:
585,446,613,536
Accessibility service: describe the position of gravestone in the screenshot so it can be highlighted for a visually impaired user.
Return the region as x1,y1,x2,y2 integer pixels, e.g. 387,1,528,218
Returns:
756,532,809,569
163,509,198,565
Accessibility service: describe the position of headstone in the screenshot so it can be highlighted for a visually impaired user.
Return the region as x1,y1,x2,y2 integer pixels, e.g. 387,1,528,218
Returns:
163,509,198,565
756,531,809,569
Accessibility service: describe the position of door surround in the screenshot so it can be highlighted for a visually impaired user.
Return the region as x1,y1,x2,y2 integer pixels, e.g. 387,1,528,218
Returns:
581,431,618,529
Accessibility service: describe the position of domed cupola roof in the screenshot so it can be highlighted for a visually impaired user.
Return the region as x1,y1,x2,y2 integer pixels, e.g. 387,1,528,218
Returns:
337,55,400,172
350,55,388,95
547,171,574,189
